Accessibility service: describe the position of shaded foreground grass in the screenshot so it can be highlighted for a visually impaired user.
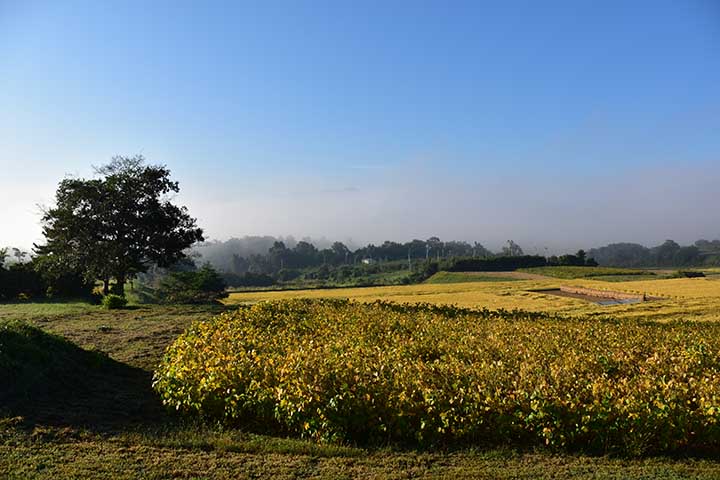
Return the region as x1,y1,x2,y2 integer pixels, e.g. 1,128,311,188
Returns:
0,320,160,430
2,302,720,478
5,433,720,480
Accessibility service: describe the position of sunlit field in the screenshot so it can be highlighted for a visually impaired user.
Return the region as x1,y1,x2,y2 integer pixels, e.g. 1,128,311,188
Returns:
156,298,720,456
226,275,720,322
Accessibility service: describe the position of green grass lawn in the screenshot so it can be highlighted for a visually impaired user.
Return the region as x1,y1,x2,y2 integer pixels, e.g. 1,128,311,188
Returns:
519,266,654,279
2,301,720,479
581,274,660,282
425,271,521,283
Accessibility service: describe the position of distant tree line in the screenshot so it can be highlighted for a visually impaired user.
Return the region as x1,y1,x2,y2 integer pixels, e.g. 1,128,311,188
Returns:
443,249,598,272
195,236,720,288
198,236,496,275
196,239,605,287
444,255,548,272
588,239,720,268
196,237,501,287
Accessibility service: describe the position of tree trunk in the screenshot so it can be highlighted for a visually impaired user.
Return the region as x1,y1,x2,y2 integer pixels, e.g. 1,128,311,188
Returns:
103,278,110,296
114,273,126,297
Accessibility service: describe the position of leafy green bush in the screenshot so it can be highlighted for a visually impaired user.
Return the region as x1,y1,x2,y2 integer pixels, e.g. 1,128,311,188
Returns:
154,299,720,455
403,261,439,284
275,268,302,282
675,270,706,278
156,264,228,304
222,271,276,288
102,294,128,309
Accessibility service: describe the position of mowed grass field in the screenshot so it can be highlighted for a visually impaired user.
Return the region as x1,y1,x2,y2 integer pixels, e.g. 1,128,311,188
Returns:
226,275,720,322
3,270,720,478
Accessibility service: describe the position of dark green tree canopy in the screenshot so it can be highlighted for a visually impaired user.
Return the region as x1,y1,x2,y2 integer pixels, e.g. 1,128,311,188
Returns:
35,155,204,295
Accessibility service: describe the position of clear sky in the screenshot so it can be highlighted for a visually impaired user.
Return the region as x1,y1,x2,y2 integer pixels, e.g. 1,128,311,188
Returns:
1,0,719,252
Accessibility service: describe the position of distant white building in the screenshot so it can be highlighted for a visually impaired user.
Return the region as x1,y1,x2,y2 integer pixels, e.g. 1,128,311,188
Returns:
361,258,375,265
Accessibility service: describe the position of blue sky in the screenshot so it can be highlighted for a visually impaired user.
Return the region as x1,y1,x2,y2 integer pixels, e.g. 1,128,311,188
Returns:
1,0,719,251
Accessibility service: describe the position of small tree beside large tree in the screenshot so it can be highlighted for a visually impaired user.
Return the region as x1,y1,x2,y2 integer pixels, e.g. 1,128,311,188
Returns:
35,155,204,296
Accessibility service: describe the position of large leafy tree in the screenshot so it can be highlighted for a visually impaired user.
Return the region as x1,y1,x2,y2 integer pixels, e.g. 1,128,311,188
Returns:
35,156,204,296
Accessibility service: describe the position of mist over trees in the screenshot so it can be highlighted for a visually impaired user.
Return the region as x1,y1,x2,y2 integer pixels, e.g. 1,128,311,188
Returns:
193,236,495,276
193,236,720,281
588,240,720,268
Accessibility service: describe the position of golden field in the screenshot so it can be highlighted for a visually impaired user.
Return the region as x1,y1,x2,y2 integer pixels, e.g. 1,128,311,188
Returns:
225,275,720,322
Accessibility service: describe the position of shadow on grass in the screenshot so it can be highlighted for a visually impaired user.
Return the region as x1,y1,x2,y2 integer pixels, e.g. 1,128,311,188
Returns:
0,320,169,432
0,297,96,306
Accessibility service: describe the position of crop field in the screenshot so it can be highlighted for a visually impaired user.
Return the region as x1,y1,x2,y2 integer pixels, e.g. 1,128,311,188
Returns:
3,270,720,478
156,299,720,456
226,275,720,322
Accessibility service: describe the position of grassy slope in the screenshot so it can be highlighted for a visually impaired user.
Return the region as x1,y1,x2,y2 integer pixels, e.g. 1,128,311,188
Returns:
425,271,521,284
518,266,653,279
2,302,720,478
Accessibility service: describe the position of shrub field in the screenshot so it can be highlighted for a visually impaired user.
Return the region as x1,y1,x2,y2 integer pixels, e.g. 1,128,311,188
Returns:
154,299,720,455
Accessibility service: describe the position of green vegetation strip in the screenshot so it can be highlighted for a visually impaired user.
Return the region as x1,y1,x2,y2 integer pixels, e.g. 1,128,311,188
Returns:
519,266,653,279
155,299,720,456
425,272,520,283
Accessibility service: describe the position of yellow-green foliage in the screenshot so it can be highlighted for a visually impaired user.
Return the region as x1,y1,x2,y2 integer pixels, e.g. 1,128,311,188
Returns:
225,277,720,322
154,299,720,455
102,294,127,309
